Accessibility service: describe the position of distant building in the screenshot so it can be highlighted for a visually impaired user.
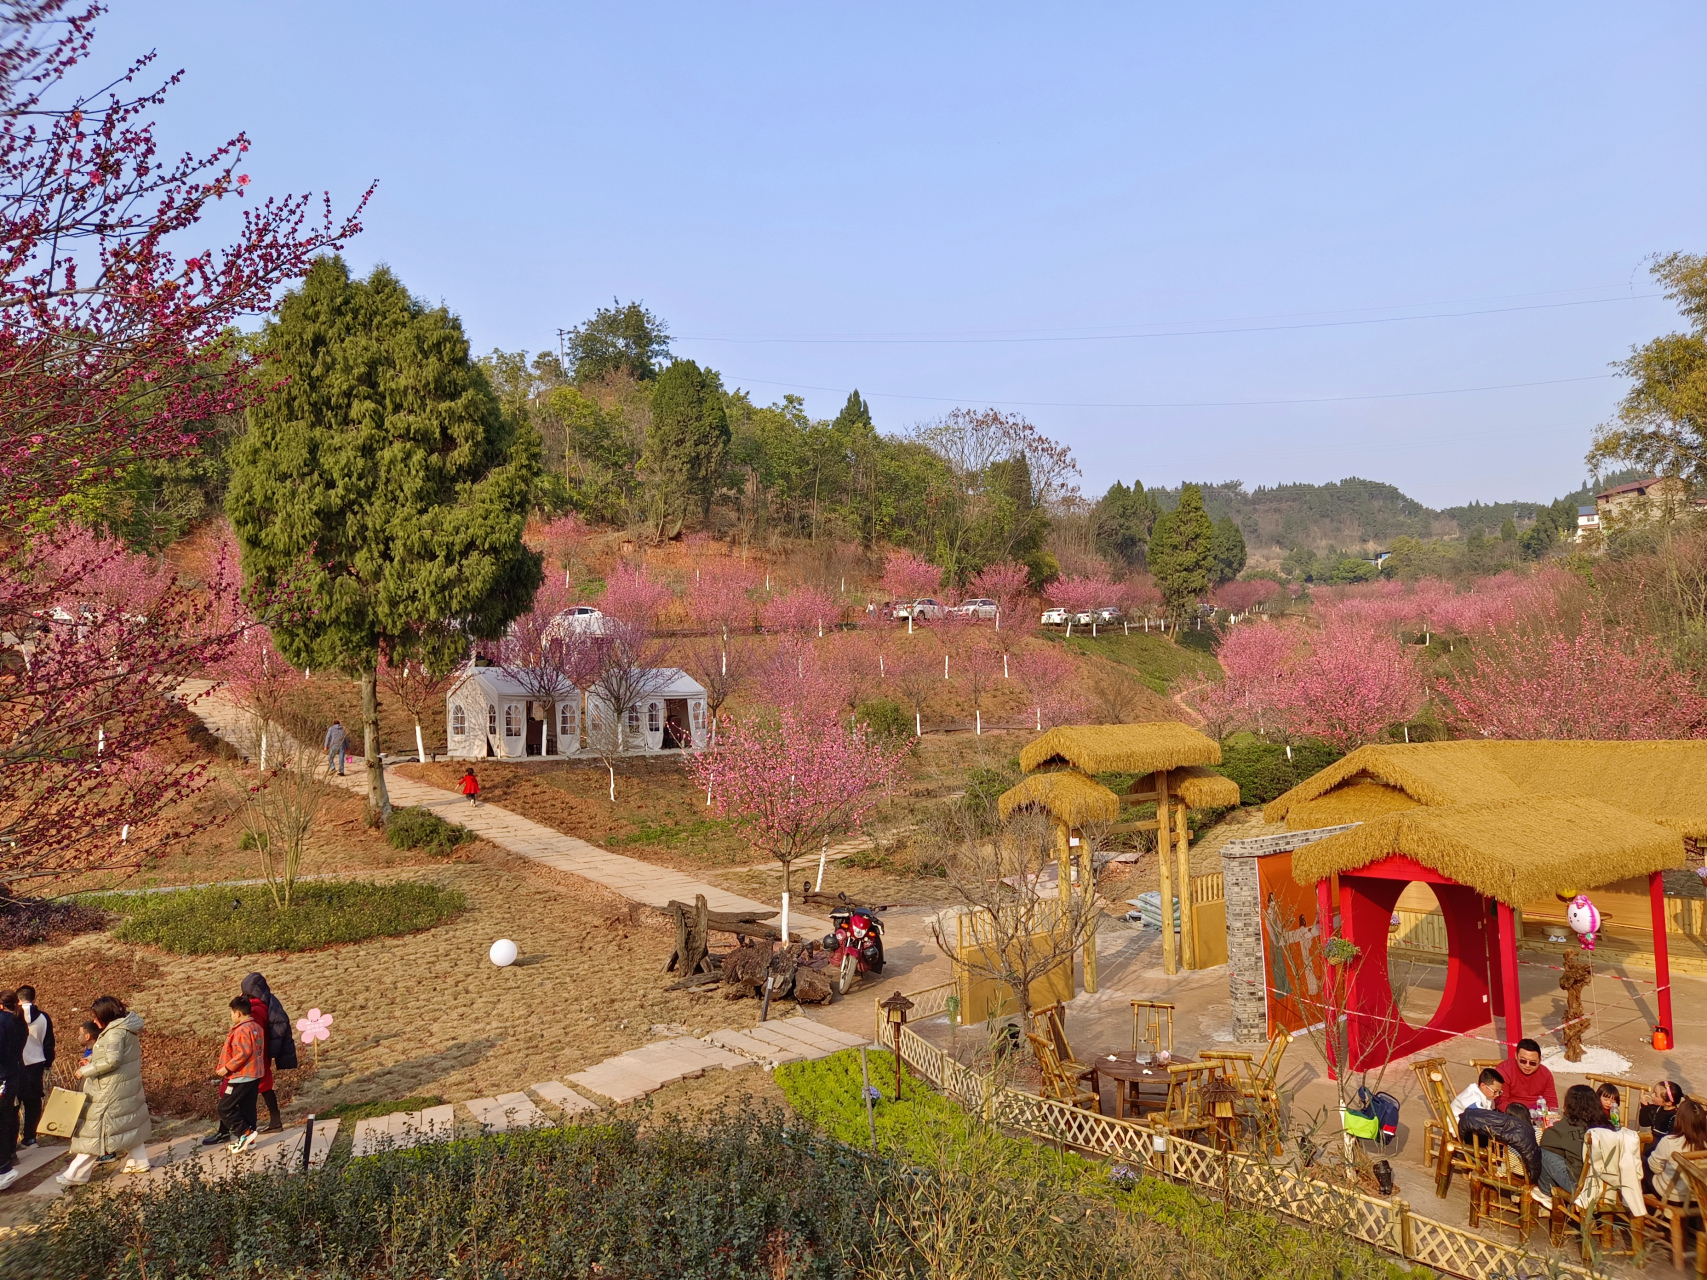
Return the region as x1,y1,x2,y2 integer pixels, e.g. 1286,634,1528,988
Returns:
1363,550,1392,568
445,665,707,760
1594,476,1695,529
1575,505,1599,540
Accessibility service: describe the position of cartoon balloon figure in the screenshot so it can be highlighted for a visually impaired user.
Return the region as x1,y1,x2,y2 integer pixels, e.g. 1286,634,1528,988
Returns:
1567,894,1600,951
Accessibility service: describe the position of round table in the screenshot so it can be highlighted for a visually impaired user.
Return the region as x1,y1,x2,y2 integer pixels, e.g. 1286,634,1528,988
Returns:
1087,1051,1189,1120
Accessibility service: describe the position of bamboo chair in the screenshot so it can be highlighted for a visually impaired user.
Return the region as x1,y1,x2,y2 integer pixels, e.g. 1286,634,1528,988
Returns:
1550,1127,1647,1266
1464,1133,1537,1242
1248,1030,1291,1109
1026,1032,1099,1111
1410,1057,1473,1196
1031,1002,1095,1087
1648,1147,1707,1273
1157,1062,1217,1142
1131,1000,1174,1056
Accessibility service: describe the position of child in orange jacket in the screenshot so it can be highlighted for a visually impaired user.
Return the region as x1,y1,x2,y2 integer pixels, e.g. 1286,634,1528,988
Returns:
212,997,264,1153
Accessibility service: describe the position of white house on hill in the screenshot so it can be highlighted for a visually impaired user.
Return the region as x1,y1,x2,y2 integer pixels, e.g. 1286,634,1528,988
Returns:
445,664,708,760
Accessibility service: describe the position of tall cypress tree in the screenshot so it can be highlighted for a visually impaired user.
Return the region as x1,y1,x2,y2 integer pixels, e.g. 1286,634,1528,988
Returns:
647,358,730,519
1148,483,1215,628
227,257,543,818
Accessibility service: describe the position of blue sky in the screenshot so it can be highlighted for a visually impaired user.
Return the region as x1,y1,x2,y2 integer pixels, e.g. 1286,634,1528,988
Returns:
98,3,1706,507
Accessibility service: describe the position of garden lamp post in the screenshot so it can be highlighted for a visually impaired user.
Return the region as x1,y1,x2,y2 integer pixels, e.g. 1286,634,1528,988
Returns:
881,990,914,1099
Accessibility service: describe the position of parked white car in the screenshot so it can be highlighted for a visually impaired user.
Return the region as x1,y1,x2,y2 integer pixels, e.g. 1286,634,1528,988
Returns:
954,597,998,620
895,598,945,622
549,605,613,636
1040,606,1068,626
1092,605,1122,624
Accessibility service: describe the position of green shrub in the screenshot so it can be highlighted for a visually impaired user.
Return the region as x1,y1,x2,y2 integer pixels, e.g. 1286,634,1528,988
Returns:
855,696,914,743
1214,737,1344,805
384,805,473,855
237,830,268,851
84,880,466,954
0,1109,872,1280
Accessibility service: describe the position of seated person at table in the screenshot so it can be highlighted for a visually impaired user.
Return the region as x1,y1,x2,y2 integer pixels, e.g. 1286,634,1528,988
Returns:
1459,1101,1542,1189
1452,1067,1504,1121
1649,1096,1707,1204
1597,1082,1624,1129
1499,1039,1557,1115
1641,1080,1687,1138
1534,1084,1612,1205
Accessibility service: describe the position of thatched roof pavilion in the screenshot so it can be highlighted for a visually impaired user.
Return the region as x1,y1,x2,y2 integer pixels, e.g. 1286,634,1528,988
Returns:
1020,722,1223,776
996,769,1121,827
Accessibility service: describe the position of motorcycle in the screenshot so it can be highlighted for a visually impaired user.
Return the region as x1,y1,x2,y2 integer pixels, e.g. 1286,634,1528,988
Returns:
824,903,885,995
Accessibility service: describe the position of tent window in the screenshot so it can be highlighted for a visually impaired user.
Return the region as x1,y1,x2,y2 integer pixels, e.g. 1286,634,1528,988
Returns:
451,705,467,737
648,702,661,733
627,704,640,732
559,702,575,738
487,704,497,736
504,704,521,737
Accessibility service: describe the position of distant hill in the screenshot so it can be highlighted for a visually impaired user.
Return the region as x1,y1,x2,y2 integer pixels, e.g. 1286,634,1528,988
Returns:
1147,470,1648,558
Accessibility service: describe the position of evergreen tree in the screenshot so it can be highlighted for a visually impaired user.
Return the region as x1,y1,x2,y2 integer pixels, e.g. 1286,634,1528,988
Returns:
1092,479,1160,568
647,358,731,520
566,299,671,383
227,258,543,819
832,389,873,434
1210,515,1248,584
1148,483,1215,625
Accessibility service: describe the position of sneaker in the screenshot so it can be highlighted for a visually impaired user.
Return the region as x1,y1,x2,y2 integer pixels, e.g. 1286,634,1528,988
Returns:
93,1152,120,1165
0,1168,19,1192
201,1130,232,1146
20,1137,37,1148
54,1173,88,1188
228,1131,257,1154
1530,1187,1553,1210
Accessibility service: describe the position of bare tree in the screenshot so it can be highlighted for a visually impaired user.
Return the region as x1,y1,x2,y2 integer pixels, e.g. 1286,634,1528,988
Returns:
586,620,675,801
236,742,327,909
378,651,462,763
929,802,1103,1026
677,633,747,748
497,586,605,757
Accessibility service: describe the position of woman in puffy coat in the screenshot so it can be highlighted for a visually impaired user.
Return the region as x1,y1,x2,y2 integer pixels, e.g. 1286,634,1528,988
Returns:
58,995,151,1186
241,972,296,1132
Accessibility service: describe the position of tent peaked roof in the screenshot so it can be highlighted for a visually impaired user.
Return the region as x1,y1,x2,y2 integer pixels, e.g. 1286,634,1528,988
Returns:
998,770,1121,828
1291,796,1686,904
1020,722,1221,776
1265,740,1707,839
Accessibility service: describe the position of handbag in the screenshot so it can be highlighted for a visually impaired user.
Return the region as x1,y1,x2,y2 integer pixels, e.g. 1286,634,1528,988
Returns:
40,1086,88,1138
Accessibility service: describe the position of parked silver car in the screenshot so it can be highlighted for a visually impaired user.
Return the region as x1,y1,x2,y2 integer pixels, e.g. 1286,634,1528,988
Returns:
894,598,945,621
954,597,998,620
1040,606,1068,626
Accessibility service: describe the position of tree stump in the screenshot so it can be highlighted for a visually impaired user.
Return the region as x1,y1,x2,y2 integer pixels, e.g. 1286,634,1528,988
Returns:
662,894,714,977
721,938,772,997
793,965,835,1004
1560,949,1592,1062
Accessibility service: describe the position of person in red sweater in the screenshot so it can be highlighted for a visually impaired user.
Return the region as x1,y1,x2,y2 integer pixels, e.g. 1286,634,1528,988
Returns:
1500,1038,1558,1115
461,768,480,807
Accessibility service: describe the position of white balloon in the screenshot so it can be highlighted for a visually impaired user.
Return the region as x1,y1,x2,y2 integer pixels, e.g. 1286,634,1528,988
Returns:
489,938,518,967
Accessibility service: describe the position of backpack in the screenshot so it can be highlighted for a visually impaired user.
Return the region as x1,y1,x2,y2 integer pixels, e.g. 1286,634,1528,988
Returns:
1347,1087,1400,1146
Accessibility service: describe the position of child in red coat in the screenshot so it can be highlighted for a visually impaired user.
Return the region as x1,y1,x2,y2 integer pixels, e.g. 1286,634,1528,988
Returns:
460,769,480,807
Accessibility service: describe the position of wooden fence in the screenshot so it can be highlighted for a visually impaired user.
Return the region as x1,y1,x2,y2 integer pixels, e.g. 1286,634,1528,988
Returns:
875,984,1594,1280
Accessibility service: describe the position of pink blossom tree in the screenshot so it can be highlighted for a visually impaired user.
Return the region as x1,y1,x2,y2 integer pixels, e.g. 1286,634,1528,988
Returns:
970,560,1031,630
684,707,910,935
217,623,299,769
598,563,674,629
956,633,1005,733
1046,574,1116,636
687,563,757,652
761,584,838,638
493,578,605,758
534,513,592,588
1011,642,1084,731
1437,620,1707,739
882,549,941,632
1286,619,1424,751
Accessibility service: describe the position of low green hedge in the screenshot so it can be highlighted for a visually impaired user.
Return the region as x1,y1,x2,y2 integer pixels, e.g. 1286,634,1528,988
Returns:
1214,737,1344,805
384,805,474,855
85,880,465,954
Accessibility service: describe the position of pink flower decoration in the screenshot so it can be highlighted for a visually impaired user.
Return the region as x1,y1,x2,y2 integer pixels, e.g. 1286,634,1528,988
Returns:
296,1008,333,1045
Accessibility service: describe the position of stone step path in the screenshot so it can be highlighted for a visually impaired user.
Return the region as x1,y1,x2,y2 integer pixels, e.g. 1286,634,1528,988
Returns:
24,1118,342,1199
178,680,827,934
351,1105,455,1158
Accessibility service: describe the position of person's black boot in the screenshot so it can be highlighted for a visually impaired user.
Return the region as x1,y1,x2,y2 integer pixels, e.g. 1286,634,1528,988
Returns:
261,1089,283,1133
201,1129,231,1146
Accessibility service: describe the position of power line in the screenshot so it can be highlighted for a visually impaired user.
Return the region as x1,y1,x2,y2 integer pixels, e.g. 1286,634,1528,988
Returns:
724,372,1618,411
679,292,1660,347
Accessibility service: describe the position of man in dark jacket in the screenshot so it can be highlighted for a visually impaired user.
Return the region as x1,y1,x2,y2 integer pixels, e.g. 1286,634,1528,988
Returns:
1458,1101,1542,1186
0,990,26,1189
240,972,296,1132
16,985,53,1147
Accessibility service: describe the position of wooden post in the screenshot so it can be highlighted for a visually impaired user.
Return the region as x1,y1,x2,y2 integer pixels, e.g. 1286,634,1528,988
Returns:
1317,877,1336,1081
1156,770,1176,975
1176,801,1197,970
1082,831,1099,994
1651,870,1675,1043
1496,900,1522,1054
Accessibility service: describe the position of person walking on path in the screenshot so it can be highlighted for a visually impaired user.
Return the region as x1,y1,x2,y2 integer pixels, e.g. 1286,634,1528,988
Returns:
16,985,53,1147
213,996,264,1155
0,991,26,1190
58,995,151,1186
324,720,348,775
240,972,296,1133
460,767,480,807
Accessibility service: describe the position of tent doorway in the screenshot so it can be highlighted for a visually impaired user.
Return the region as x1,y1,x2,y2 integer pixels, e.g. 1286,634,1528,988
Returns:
662,698,691,749
525,702,545,756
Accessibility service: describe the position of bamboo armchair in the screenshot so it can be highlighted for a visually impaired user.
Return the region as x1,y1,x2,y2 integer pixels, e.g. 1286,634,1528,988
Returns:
1026,1032,1099,1111
1157,1062,1217,1142
1031,1002,1095,1087
1464,1134,1537,1242
1131,1000,1174,1056
1651,1147,1707,1273
1411,1057,1474,1196
1549,1128,1647,1266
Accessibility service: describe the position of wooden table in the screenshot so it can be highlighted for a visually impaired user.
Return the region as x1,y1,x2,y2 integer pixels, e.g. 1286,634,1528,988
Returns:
1087,1051,1192,1120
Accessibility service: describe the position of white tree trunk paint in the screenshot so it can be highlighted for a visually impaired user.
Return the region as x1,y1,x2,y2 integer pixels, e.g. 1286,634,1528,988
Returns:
1002,653,1008,678
943,654,948,679
415,722,427,764
780,890,790,946
976,709,982,735
259,728,267,771
915,710,921,736
815,836,829,890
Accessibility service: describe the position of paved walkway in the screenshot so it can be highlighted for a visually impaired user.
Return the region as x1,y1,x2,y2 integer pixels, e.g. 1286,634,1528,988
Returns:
179,681,826,933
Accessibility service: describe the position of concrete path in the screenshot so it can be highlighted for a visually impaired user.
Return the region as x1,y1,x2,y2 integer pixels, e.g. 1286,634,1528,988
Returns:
178,680,826,934
22,1118,341,1200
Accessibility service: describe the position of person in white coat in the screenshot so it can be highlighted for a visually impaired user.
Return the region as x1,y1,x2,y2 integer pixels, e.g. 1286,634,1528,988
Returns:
57,996,151,1187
